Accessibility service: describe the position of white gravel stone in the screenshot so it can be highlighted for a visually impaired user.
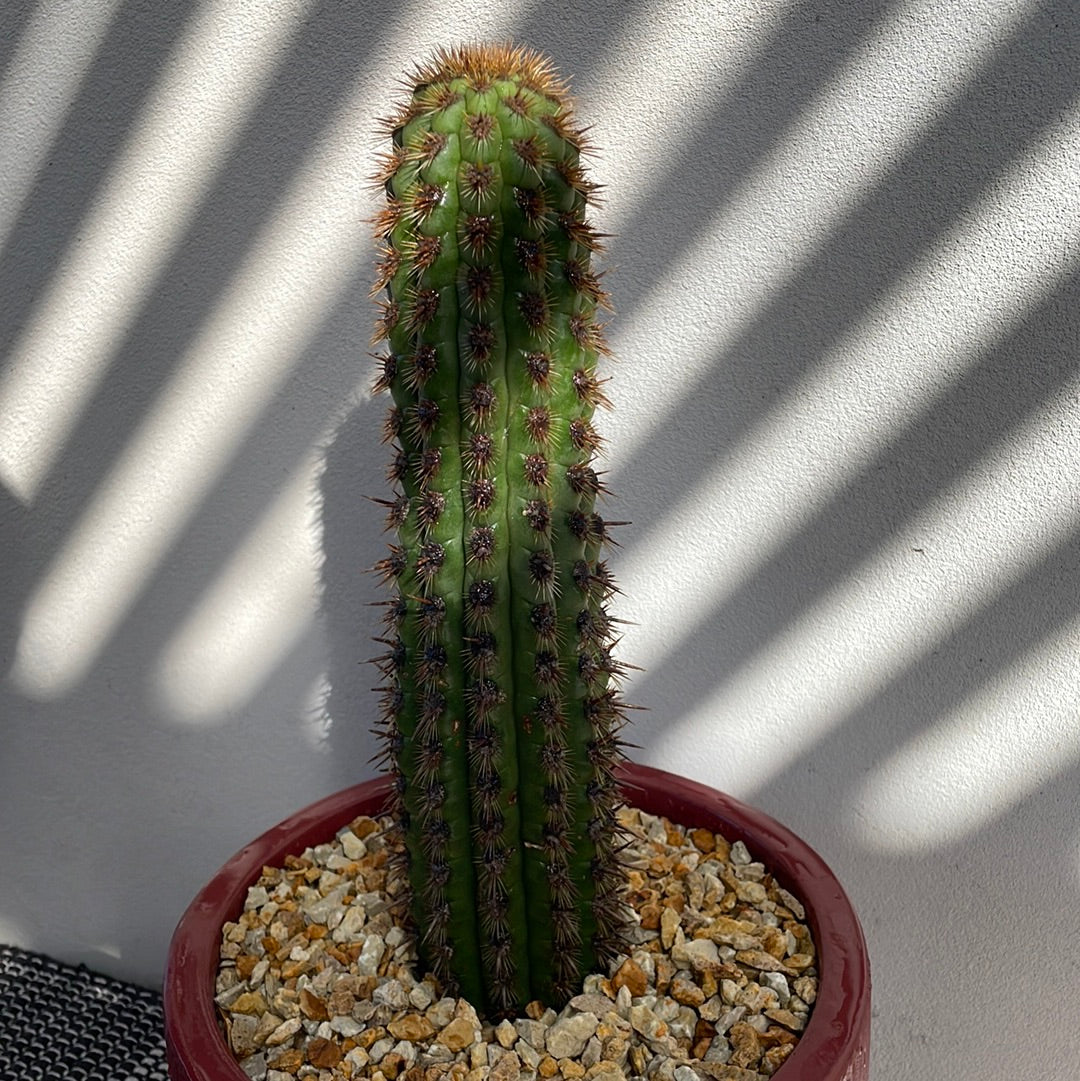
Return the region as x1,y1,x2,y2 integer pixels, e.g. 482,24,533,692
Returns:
331,906,365,943
393,1039,418,1064
516,1038,542,1069
698,996,723,1022
339,829,367,860
214,982,249,1008
715,1006,746,1035
245,886,270,909
591,1066,627,1081
729,840,752,865
545,1011,598,1058
569,993,616,1015
582,1035,604,1068
344,1047,369,1071
373,979,408,1010
227,1013,260,1057
703,1035,732,1063
303,884,351,925
329,1015,364,1037
264,1017,302,1046
426,997,456,1029
355,933,384,977
514,1018,546,1050
368,1036,394,1062
760,971,791,1006
238,1052,266,1079
422,1043,455,1064
671,937,720,971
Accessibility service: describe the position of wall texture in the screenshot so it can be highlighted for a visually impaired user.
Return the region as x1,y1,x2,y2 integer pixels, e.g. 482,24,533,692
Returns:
2,1,1079,1077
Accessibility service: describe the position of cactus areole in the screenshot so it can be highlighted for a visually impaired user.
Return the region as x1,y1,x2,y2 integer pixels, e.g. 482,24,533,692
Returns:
369,43,630,1017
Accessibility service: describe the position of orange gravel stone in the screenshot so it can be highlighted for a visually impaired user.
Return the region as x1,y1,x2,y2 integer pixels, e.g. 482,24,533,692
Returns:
307,1037,344,1068
234,954,258,979
689,827,715,853
299,987,329,1020
229,992,267,1015
729,1022,762,1069
268,1049,304,1072
217,805,819,1081
388,1014,436,1041
611,957,647,997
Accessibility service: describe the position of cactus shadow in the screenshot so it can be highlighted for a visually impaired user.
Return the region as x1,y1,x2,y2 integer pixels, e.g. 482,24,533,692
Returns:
318,393,393,790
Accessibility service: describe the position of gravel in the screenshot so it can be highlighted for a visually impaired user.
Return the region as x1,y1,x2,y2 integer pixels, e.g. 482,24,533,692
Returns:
215,805,818,1081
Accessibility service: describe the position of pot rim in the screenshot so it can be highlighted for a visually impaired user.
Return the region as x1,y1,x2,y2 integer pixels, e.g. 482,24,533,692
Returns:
164,761,870,1081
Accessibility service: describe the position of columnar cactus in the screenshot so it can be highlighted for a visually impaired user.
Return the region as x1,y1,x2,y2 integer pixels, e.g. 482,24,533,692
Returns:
370,43,630,1018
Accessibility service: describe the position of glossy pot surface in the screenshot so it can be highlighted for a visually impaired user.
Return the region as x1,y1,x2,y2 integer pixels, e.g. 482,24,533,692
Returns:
164,762,870,1081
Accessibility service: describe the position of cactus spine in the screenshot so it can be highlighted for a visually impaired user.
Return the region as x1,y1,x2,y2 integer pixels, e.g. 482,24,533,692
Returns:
370,43,629,1017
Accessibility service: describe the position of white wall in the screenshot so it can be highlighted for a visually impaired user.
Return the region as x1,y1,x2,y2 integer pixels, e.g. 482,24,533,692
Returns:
2,1,1079,1077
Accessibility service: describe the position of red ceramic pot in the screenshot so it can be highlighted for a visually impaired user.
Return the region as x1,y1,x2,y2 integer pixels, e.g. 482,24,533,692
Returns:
164,761,870,1081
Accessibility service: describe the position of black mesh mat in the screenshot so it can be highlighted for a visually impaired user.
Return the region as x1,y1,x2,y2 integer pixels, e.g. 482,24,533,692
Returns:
0,945,168,1080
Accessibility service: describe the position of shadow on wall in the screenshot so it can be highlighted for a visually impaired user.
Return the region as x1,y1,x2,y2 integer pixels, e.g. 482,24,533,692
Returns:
0,0,404,983
0,0,696,985
624,0,1080,751
0,12,1077,1081
319,395,393,787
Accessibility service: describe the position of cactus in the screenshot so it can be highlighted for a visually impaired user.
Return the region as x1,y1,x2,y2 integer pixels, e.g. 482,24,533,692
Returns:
369,43,630,1018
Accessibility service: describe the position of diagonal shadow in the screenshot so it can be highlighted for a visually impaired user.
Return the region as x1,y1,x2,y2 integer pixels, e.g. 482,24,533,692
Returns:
631,263,1080,740
604,0,1079,723
750,513,1080,829
4,3,1076,1029
0,0,198,368
728,522,1080,1079
0,1,40,87
755,697,1080,1077
8,0,406,598
605,0,1079,557
601,0,907,319
508,0,654,79
90,256,382,691
2,0,659,749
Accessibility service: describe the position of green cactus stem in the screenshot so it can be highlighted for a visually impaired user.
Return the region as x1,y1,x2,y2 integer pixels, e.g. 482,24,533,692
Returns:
370,43,631,1018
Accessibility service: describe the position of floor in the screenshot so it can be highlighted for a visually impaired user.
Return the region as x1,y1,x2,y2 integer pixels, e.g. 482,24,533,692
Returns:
0,945,169,1081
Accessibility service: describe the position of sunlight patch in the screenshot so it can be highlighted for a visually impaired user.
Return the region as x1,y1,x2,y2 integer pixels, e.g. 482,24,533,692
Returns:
0,0,314,501
847,618,1080,851
0,0,123,251
154,467,320,724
